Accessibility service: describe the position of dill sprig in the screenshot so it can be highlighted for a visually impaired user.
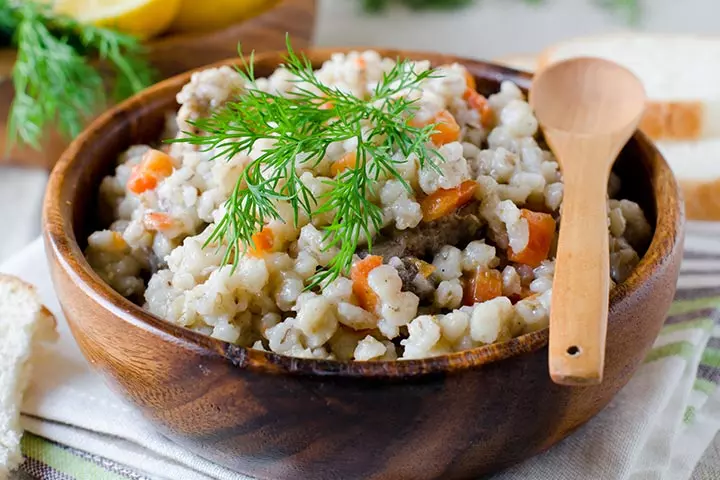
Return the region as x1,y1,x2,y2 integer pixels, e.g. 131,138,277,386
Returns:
2,0,155,148
174,40,442,287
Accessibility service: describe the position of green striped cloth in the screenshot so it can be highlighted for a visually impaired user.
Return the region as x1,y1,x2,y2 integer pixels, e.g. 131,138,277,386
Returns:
17,434,149,480
7,222,720,480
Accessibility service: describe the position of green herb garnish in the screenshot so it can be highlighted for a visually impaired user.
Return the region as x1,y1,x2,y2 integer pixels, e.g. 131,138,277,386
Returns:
174,39,442,287
0,0,155,149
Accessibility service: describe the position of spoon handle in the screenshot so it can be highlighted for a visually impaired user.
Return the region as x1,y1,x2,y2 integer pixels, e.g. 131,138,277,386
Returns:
549,162,610,386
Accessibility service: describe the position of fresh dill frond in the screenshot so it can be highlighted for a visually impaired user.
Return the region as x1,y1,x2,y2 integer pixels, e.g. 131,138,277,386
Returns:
174,39,442,287
4,1,155,149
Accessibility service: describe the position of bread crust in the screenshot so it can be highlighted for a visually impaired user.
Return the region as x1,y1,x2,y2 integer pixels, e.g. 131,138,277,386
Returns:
0,274,57,474
535,36,707,141
681,179,720,221
0,274,57,331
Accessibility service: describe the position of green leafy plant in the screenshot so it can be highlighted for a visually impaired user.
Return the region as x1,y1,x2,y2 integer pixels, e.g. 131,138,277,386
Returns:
0,0,155,149
173,40,443,287
361,0,641,22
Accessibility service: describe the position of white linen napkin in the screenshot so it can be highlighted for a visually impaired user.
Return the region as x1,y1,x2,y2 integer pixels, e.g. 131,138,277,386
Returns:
2,225,720,480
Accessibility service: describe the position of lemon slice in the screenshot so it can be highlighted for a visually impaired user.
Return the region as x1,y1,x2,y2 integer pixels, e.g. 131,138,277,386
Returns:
54,0,183,40
170,0,282,33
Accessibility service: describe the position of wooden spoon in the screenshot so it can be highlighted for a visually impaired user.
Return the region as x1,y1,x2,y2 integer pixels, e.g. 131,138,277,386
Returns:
529,57,647,386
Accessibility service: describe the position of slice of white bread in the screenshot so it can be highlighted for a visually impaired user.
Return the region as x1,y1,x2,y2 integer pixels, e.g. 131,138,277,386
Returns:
536,34,720,141
0,275,56,478
654,139,720,221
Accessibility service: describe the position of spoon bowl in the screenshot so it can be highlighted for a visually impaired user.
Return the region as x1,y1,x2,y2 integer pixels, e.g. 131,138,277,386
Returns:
531,57,647,135
530,57,647,386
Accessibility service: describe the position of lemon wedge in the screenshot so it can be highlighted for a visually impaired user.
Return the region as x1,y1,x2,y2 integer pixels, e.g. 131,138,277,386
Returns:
169,0,282,33
53,0,183,39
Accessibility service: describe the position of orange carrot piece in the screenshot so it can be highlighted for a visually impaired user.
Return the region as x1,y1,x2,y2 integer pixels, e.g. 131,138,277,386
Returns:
318,100,334,110
464,69,477,92
351,255,383,312
127,164,158,194
463,268,503,306
421,180,478,222
331,152,357,176
429,110,461,145
508,210,557,268
144,212,177,232
465,89,495,128
127,149,175,194
411,110,461,146
249,227,274,256
142,149,174,177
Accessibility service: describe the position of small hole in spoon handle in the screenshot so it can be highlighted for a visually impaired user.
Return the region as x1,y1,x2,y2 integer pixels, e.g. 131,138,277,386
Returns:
566,345,581,357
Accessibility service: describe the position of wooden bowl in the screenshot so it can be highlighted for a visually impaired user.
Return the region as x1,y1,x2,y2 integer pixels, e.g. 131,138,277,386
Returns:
43,49,685,480
0,0,316,171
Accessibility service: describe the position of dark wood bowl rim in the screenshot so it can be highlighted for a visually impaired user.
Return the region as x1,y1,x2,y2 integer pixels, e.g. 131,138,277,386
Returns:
43,48,683,378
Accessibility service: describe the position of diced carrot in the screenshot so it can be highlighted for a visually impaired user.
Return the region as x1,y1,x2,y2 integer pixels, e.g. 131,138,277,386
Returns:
463,268,503,306
249,227,274,256
465,89,495,128
351,255,383,312
144,212,177,232
142,149,174,177
464,68,477,92
421,180,478,223
331,151,357,176
127,149,175,194
355,56,367,69
127,164,158,195
410,110,461,146
429,110,461,145
508,210,557,268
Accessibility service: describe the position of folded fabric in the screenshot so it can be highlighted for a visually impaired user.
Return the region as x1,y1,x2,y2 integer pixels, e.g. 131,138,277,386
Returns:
2,223,720,480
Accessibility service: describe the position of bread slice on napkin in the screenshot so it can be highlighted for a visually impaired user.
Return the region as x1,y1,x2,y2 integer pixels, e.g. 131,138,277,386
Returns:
536,33,720,142
0,275,56,477
494,35,720,221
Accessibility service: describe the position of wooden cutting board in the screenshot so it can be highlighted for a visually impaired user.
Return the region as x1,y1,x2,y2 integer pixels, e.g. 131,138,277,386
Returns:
0,0,317,171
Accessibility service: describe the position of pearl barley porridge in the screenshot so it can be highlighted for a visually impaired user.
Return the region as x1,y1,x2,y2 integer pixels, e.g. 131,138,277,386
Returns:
85,50,652,362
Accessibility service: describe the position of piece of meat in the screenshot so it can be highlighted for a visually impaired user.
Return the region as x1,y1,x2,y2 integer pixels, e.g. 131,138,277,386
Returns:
361,202,483,260
357,202,483,300
387,257,436,301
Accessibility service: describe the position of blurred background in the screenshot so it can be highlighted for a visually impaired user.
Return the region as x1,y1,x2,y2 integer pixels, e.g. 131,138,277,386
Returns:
1,0,719,262
316,0,717,58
